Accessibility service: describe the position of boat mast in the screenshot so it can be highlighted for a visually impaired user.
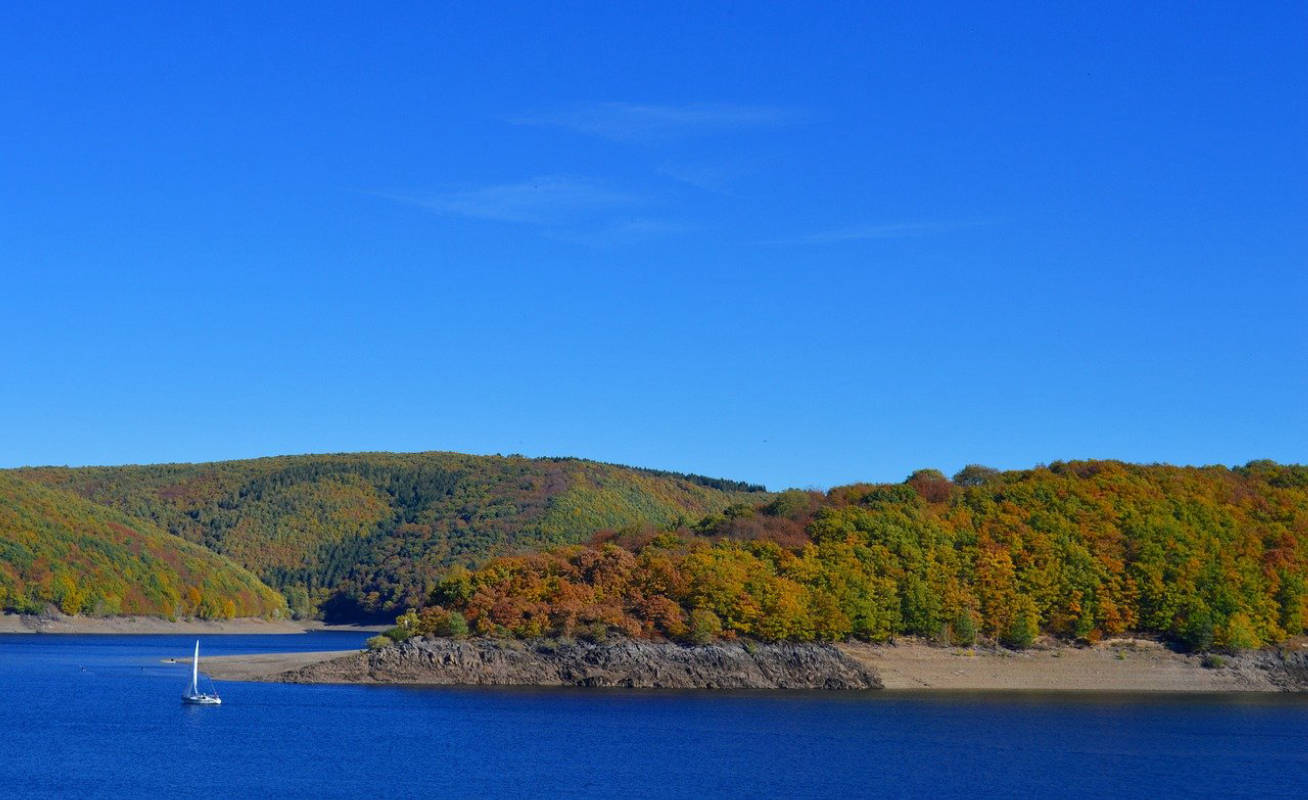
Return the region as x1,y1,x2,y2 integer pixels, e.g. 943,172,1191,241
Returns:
192,641,200,693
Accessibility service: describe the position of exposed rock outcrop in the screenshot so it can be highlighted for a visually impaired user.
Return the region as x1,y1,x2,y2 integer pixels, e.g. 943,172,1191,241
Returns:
277,637,883,690
1222,648,1308,691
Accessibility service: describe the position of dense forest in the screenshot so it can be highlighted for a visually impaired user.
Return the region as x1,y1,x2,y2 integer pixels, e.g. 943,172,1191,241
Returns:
0,474,285,618
12,452,765,620
401,461,1308,651
10,452,1308,650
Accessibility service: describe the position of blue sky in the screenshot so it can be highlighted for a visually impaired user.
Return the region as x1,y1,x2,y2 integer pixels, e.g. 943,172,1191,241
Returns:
2,2,1304,490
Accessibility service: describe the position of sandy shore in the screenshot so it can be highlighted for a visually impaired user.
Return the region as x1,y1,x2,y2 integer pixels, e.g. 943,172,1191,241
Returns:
199,650,364,680
0,613,388,635
195,636,1308,691
837,638,1294,691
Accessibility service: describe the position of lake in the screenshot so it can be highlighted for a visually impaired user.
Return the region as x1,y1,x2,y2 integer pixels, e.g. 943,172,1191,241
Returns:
1,633,1305,798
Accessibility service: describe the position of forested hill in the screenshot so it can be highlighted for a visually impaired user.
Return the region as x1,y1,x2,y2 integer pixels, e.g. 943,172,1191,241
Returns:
402,461,1308,652
0,474,286,618
11,452,767,620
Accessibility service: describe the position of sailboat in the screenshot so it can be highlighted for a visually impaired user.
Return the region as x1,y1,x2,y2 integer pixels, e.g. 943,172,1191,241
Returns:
181,640,222,705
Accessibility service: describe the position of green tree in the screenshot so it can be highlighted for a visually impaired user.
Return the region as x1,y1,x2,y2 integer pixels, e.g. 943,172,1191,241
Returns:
687,608,723,644
952,465,1000,487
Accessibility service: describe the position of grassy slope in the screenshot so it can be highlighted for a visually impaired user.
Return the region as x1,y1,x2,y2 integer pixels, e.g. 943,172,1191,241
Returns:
0,474,286,618
13,452,767,619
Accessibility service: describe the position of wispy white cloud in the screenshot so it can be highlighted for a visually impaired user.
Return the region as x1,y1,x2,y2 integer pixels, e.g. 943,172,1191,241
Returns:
511,102,801,142
658,159,755,194
376,178,691,247
546,218,697,248
379,176,638,226
761,220,993,245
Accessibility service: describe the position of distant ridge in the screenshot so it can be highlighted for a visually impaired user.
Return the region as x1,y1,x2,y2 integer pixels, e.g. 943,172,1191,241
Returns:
9,451,767,621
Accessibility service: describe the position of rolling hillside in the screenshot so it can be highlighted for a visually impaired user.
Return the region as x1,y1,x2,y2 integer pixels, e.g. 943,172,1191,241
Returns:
13,452,767,620
0,473,286,618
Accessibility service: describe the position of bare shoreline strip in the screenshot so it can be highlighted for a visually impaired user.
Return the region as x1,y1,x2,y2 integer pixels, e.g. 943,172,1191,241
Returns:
837,639,1298,692
14,613,1300,692
198,650,364,680
198,637,1308,692
0,613,388,635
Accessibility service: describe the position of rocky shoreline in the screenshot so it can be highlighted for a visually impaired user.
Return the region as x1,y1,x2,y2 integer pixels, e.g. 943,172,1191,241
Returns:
271,637,883,690
200,635,1308,692
1226,647,1308,691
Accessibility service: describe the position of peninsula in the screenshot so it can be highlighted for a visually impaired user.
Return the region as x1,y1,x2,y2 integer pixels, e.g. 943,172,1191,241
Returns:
200,635,1308,692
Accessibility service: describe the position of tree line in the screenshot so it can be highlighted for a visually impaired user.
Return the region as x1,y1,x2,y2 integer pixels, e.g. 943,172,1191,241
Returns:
401,461,1308,651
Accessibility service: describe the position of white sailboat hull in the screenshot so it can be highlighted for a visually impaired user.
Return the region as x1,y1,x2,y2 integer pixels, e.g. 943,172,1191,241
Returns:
181,640,222,705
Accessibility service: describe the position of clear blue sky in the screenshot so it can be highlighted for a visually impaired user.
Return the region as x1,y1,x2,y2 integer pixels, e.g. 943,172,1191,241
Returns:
2,2,1304,490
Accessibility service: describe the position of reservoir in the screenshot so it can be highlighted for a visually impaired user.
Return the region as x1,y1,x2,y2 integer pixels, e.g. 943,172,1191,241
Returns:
2,633,1305,798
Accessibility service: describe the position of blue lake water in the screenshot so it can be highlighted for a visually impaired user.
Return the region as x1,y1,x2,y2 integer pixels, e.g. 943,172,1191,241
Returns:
1,633,1306,799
